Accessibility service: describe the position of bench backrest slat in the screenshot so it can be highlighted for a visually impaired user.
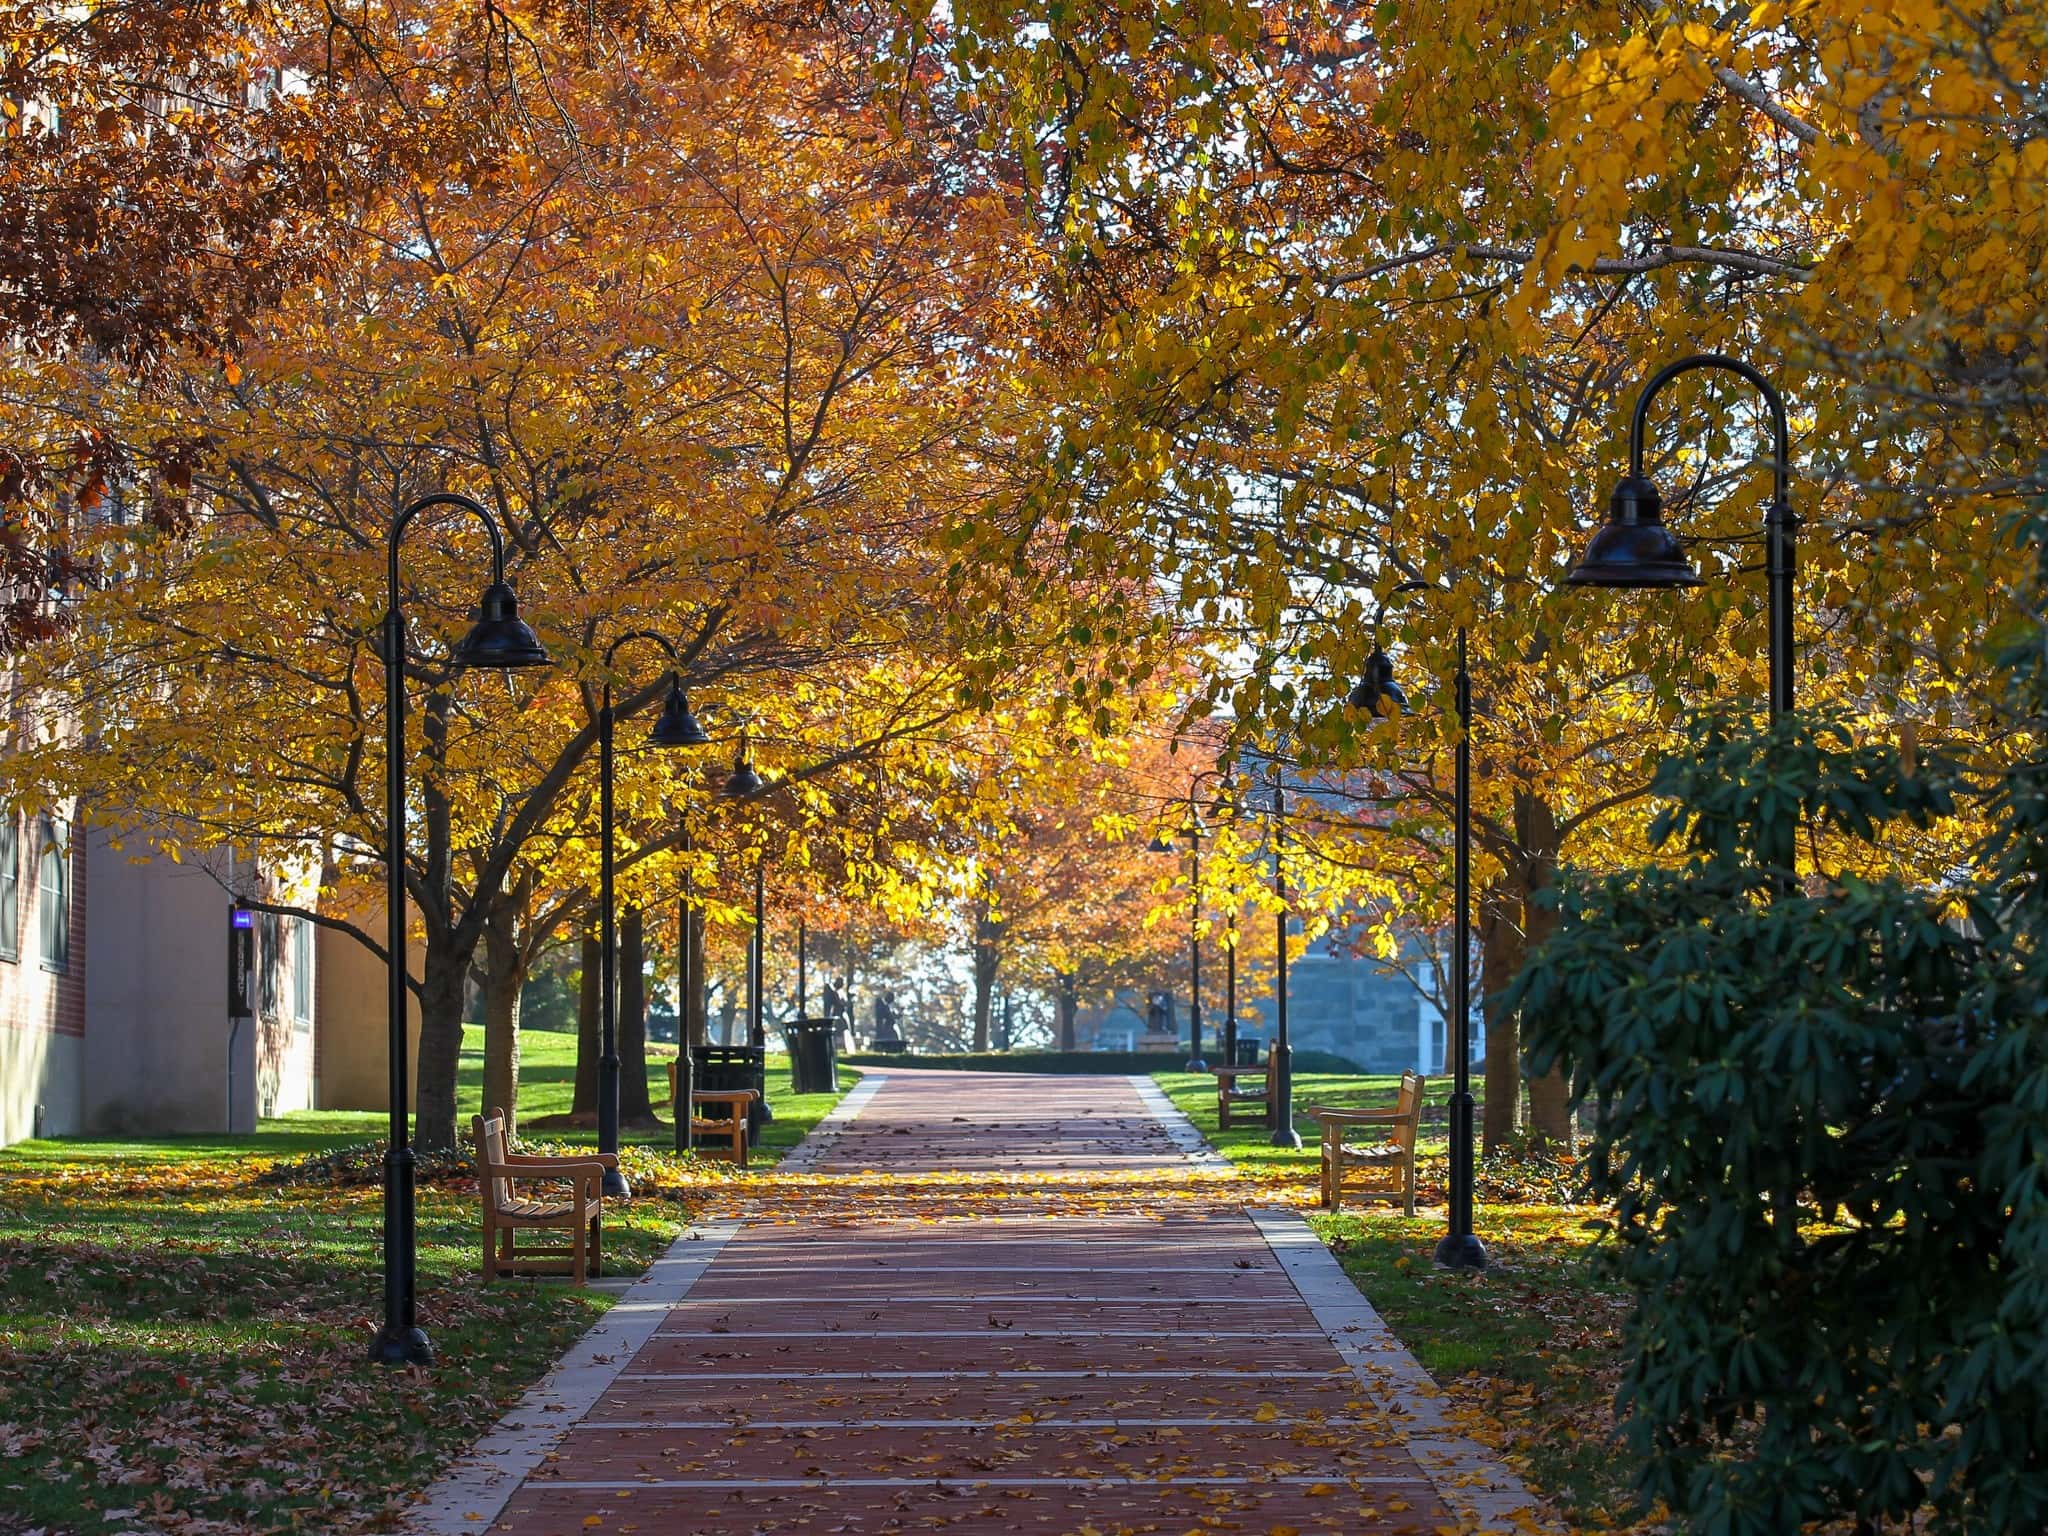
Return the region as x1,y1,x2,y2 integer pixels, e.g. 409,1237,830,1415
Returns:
473,1111,513,1213
1394,1072,1424,1152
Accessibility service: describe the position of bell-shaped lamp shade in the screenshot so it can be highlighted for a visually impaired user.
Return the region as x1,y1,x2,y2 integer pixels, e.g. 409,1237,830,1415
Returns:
451,582,551,669
1348,647,1407,718
1565,475,1702,588
648,679,712,748
1147,831,1175,854
721,751,764,799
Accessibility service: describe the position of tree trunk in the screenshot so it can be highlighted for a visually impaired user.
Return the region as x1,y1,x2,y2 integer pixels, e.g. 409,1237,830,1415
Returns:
619,906,653,1122
1479,879,1522,1154
480,901,526,1136
574,929,601,1115
1516,788,1574,1148
412,933,475,1151
1057,971,1079,1050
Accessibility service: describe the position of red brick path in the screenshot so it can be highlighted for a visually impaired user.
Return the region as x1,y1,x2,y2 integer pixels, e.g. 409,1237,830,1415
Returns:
490,1071,1459,1534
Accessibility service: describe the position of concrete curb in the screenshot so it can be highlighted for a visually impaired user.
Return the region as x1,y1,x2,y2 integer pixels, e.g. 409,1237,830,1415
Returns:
408,1068,886,1531
1125,1073,1233,1168
1251,1208,1557,1533
1128,1070,1554,1533
402,1221,739,1535
775,1070,885,1173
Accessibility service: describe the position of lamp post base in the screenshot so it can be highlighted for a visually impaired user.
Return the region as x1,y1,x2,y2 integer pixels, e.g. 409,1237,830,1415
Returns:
368,1324,433,1367
1184,1056,1207,1072
1433,1230,1489,1271
602,1167,632,1199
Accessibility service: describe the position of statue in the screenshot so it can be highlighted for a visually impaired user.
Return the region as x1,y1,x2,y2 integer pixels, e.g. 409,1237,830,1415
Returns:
871,992,907,1052
1140,990,1178,1048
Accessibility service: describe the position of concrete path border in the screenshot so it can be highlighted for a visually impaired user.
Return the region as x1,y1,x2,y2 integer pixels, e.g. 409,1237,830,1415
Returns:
1126,1073,1232,1167
404,1221,739,1535
406,1070,881,1532
1253,1210,1553,1534
775,1069,885,1172
1135,1067,1556,1534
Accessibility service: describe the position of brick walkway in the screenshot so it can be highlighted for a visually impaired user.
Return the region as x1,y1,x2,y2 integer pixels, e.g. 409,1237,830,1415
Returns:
418,1070,1545,1535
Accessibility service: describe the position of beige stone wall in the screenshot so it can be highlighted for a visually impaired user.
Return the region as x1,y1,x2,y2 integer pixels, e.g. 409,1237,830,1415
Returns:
314,882,423,1112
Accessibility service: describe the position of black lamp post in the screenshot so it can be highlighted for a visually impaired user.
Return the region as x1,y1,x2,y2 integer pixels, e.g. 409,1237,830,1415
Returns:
1266,758,1300,1149
1150,768,1230,1071
750,857,767,1048
598,632,710,1196
373,492,550,1368
676,831,696,1153
719,735,773,1117
1352,625,1487,1271
1223,899,1238,1067
1567,352,1797,870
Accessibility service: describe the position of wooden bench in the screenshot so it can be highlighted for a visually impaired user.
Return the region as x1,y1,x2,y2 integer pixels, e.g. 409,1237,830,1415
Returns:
471,1109,611,1284
1208,1063,1272,1130
1309,1071,1427,1216
666,1060,758,1165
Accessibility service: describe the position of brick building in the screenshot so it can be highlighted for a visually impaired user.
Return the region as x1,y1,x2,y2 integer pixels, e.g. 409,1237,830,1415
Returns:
0,801,89,1143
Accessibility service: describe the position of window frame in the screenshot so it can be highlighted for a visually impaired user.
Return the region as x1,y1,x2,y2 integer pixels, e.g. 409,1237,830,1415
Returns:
289,916,314,1027
0,814,17,963
36,816,68,973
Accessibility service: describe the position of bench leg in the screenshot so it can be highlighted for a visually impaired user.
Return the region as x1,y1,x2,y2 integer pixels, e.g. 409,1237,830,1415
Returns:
735,1123,749,1169
589,1215,603,1278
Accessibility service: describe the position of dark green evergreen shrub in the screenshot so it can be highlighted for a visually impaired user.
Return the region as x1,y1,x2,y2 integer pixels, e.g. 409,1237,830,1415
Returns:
1508,519,2048,1535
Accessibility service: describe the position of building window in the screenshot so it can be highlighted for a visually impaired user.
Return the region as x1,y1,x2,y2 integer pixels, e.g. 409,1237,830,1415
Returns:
257,911,283,1018
289,917,314,1026
0,815,17,962
37,817,68,972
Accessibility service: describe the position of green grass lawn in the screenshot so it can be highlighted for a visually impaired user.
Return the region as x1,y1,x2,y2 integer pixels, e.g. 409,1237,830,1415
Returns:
1152,1066,1640,1531
0,1028,847,1536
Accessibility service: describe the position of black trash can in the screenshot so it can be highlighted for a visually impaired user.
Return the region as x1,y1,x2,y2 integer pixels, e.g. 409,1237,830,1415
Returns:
690,1043,771,1132
1234,1036,1263,1066
784,1017,840,1095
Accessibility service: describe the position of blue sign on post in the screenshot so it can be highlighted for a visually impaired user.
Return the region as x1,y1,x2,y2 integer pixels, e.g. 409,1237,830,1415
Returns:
228,905,255,1015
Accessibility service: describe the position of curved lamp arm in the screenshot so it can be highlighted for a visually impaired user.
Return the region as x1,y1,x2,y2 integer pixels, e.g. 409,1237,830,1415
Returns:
1628,352,1790,507
601,629,681,712
388,491,508,607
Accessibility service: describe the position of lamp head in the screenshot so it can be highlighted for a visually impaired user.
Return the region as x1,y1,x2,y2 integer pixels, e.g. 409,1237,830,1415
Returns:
721,751,764,799
1348,646,1407,718
451,581,551,669
1565,475,1702,588
648,679,711,748
1147,831,1175,854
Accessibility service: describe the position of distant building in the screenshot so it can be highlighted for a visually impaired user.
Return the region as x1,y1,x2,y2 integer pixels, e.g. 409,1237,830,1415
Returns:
1073,928,1475,1074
